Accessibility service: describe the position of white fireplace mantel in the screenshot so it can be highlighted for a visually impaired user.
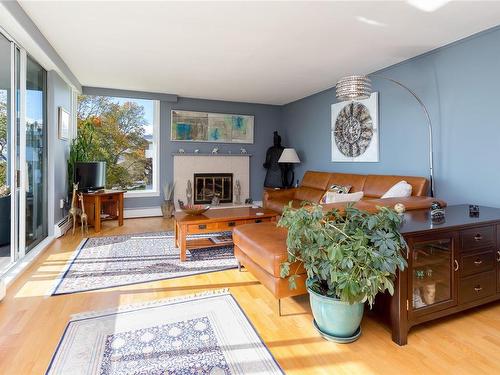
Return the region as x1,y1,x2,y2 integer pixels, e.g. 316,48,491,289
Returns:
173,154,251,208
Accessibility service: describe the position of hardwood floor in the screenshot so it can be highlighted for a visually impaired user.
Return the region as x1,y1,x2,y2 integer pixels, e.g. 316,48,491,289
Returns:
1,217,500,374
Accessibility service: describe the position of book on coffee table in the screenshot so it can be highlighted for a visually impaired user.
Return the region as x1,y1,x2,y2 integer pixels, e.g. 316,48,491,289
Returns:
210,234,233,245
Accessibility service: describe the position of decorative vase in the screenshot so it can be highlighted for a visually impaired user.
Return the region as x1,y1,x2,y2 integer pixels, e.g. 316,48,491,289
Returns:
307,285,364,342
161,200,175,218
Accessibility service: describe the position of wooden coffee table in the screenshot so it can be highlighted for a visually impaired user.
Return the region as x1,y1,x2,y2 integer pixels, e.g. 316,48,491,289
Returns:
174,207,278,261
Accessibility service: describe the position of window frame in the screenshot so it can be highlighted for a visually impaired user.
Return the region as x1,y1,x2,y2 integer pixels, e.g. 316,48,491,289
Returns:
123,99,160,198
76,95,161,198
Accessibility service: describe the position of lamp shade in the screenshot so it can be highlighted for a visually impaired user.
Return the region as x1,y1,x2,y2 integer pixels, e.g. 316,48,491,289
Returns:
278,148,300,163
336,75,372,102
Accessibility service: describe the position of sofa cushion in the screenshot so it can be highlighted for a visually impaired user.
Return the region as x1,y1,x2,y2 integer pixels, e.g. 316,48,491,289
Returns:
320,183,351,203
294,186,325,203
233,222,304,277
381,181,412,198
301,171,332,191
364,175,428,198
328,173,367,193
324,191,364,204
265,198,302,214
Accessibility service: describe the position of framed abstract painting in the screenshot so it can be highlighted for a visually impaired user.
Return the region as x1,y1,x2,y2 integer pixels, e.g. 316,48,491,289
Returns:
331,92,379,162
171,110,254,144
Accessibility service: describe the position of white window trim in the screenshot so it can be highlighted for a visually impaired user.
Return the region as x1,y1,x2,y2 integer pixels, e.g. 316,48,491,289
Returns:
124,100,160,198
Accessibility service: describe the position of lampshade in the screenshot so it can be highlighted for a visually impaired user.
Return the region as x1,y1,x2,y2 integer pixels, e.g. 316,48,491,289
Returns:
278,148,300,163
335,75,372,102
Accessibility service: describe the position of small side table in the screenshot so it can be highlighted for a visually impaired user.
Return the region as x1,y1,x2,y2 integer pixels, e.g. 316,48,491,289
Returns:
81,190,124,233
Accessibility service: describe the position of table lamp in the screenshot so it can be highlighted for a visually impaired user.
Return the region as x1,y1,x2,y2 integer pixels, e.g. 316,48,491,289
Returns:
278,148,301,188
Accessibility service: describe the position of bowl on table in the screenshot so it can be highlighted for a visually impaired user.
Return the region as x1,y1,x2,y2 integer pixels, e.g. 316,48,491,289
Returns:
180,204,210,215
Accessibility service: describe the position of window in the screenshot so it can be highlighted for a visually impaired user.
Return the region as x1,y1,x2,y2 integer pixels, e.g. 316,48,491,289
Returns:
77,95,160,196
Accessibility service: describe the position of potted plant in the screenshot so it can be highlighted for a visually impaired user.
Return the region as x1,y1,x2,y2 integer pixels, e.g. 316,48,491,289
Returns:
161,182,175,218
278,203,407,342
0,185,10,246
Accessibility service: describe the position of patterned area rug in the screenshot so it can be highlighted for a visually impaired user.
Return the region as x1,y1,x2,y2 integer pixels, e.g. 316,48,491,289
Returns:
51,232,238,295
46,290,283,375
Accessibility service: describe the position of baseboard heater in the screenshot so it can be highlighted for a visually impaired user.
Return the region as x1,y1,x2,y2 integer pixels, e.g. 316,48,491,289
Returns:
54,215,71,238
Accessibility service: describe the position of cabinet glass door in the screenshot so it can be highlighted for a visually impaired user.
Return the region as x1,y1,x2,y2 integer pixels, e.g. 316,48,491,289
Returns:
410,234,458,315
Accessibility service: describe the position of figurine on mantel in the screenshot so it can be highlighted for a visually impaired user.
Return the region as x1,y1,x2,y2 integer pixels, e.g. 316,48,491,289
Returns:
211,193,221,206
186,180,193,205
212,147,219,154
234,180,242,204
240,147,247,154
178,148,185,154
194,149,200,154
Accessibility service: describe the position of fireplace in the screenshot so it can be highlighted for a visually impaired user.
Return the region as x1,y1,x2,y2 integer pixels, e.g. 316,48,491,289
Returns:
194,173,233,204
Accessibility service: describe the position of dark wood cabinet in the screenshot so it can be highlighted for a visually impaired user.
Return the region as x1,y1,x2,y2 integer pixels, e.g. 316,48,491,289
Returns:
380,205,500,345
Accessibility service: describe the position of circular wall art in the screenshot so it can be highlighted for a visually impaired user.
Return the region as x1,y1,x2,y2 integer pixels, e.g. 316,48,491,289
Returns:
334,102,373,157
331,93,378,162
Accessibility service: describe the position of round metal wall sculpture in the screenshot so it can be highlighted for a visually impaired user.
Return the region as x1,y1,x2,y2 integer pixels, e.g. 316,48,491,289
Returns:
333,102,374,157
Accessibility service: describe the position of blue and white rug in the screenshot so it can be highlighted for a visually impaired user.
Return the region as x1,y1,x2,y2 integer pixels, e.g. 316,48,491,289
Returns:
46,290,283,375
51,232,238,295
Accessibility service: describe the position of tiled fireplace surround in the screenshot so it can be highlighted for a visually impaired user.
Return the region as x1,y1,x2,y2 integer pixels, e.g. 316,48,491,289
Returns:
173,154,251,209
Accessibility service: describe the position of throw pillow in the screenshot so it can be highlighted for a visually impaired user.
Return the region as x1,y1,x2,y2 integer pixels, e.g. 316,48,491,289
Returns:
381,181,413,199
323,191,364,204
321,184,352,203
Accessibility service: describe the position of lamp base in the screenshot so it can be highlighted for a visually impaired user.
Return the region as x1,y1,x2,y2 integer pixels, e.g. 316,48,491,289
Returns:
281,164,295,188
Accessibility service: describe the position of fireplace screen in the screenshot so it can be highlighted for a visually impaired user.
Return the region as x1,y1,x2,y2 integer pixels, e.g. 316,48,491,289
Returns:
194,173,233,204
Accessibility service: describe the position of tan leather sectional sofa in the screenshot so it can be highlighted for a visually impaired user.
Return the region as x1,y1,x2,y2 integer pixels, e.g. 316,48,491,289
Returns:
234,171,445,310
263,170,444,214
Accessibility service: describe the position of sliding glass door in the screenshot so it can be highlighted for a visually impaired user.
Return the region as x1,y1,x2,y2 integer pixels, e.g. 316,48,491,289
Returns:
0,33,13,272
25,56,47,252
0,29,48,273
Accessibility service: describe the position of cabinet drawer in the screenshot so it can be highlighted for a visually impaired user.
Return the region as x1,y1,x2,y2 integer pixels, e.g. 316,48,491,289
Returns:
246,217,272,224
460,226,495,251
218,220,245,230
460,250,496,277
459,271,496,304
187,223,218,233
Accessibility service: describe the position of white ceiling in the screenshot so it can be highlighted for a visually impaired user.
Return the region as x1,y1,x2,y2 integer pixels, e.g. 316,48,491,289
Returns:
18,1,500,105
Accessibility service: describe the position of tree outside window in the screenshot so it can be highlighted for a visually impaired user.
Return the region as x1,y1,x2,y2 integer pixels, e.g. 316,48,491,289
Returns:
76,95,157,191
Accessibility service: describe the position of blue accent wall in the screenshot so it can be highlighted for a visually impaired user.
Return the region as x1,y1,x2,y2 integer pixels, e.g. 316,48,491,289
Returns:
282,26,500,207
120,96,283,209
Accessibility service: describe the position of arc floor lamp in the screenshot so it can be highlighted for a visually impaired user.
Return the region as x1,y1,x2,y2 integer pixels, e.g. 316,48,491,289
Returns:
335,75,435,197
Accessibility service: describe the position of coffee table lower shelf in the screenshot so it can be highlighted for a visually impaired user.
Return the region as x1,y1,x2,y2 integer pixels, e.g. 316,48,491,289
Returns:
183,237,233,250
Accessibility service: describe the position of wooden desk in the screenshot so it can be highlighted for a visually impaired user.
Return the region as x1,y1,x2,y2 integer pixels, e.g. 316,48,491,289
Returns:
81,190,124,233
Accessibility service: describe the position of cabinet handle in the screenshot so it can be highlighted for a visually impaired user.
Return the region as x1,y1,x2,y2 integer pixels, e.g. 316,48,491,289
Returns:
474,260,483,266
454,259,459,271
474,286,483,292
228,221,236,227
473,234,483,241
497,251,500,262
198,224,207,229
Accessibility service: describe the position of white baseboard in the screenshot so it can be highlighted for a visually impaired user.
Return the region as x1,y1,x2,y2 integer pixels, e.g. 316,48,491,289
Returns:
124,206,162,218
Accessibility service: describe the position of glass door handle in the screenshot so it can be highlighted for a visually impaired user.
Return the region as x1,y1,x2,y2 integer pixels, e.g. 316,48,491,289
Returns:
497,251,500,262
454,259,459,271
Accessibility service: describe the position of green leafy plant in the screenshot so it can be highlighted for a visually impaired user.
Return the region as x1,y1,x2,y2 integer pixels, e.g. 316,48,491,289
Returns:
67,119,97,191
278,203,407,306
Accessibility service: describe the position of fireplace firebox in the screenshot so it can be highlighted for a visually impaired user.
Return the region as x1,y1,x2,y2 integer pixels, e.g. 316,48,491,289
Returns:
194,173,233,204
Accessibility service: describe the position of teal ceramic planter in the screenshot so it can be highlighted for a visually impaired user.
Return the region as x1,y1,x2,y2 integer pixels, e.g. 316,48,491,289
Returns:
308,286,364,339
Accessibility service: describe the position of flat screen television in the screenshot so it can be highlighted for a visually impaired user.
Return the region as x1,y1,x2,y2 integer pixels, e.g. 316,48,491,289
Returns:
75,162,106,192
